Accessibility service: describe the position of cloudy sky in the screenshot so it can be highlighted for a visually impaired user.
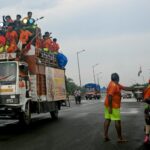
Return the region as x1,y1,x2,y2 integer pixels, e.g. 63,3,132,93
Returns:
1,0,150,87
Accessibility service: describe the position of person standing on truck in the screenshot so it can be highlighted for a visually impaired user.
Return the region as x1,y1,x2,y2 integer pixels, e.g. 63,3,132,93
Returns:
19,28,32,49
22,11,35,25
42,32,53,52
0,31,6,53
3,15,13,27
51,38,60,53
14,14,22,31
5,26,18,53
104,73,134,143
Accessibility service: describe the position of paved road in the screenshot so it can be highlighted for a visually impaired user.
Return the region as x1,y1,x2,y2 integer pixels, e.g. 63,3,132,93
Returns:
0,98,150,150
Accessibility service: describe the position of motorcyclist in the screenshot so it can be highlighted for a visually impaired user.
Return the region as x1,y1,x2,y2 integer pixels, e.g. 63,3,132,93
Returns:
74,89,81,104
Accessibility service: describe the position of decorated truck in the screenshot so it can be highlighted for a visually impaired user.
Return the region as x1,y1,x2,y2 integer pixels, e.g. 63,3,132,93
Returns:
84,83,101,100
0,15,68,125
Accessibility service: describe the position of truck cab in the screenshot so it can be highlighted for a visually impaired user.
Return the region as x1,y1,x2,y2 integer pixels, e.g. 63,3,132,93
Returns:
0,60,29,119
84,83,101,100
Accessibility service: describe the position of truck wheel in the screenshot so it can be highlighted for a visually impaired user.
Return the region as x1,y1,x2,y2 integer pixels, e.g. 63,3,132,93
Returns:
19,101,31,125
50,109,58,120
50,104,59,119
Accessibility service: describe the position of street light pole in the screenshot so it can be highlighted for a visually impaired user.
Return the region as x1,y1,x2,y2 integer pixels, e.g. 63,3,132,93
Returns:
92,63,99,84
77,50,85,87
96,72,102,85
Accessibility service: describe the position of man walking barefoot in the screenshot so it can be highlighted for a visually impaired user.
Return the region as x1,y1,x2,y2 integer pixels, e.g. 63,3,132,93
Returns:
104,73,133,143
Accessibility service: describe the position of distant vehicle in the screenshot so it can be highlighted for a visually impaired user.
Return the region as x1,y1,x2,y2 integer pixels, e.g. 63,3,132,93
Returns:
84,83,101,100
134,90,143,102
133,85,144,102
122,93,132,99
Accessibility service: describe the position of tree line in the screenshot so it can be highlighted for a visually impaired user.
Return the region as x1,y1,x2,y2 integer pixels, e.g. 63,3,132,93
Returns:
66,77,81,95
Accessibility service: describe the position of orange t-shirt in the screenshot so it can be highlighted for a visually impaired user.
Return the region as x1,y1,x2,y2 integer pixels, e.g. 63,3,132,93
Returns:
104,81,123,108
144,85,150,100
51,42,60,52
5,31,18,53
0,35,6,45
5,30,18,43
35,38,42,48
42,38,53,50
19,30,32,44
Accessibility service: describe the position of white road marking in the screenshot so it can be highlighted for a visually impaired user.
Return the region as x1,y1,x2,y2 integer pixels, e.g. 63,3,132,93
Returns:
121,108,139,114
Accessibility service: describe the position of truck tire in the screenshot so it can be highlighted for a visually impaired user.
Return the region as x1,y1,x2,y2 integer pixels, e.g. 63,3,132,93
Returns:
19,101,31,125
50,104,59,119
50,109,58,119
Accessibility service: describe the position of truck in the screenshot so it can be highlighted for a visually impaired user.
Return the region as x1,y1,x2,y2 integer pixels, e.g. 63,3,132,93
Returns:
84,83,101,100
0,18,68,125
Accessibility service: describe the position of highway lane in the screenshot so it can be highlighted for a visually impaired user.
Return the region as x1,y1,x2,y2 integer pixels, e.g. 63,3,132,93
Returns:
0,98,150,150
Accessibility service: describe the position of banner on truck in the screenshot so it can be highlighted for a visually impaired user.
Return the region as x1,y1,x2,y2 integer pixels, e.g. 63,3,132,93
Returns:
46,67,66,101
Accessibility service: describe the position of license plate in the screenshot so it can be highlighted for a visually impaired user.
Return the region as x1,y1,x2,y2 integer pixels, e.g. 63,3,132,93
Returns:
6,99,13,103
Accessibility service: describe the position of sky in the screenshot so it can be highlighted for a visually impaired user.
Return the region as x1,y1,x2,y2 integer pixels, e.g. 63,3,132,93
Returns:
0,0,150,87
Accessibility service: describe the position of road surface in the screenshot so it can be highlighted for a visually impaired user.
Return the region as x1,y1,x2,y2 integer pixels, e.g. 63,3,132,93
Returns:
0,97,150,150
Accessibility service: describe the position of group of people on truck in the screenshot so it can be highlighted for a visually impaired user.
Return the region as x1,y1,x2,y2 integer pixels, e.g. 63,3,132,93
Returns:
0,11,60,55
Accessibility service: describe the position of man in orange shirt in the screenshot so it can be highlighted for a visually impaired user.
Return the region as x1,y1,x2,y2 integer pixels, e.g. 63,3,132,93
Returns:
42,32,53,52
0,32,6,53
104,73,133,143
142,80,150,143
5,26,18,53
19,29,32,49
51,38,60,53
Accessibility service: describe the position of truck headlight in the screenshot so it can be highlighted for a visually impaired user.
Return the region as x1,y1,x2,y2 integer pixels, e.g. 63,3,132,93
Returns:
10,95,16,99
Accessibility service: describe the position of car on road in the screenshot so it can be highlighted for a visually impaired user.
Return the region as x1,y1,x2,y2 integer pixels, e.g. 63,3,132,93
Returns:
122,93,132,99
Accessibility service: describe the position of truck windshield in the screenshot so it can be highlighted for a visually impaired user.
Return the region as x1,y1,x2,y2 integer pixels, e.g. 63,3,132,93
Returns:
86,88,95,92
0,62,17,85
